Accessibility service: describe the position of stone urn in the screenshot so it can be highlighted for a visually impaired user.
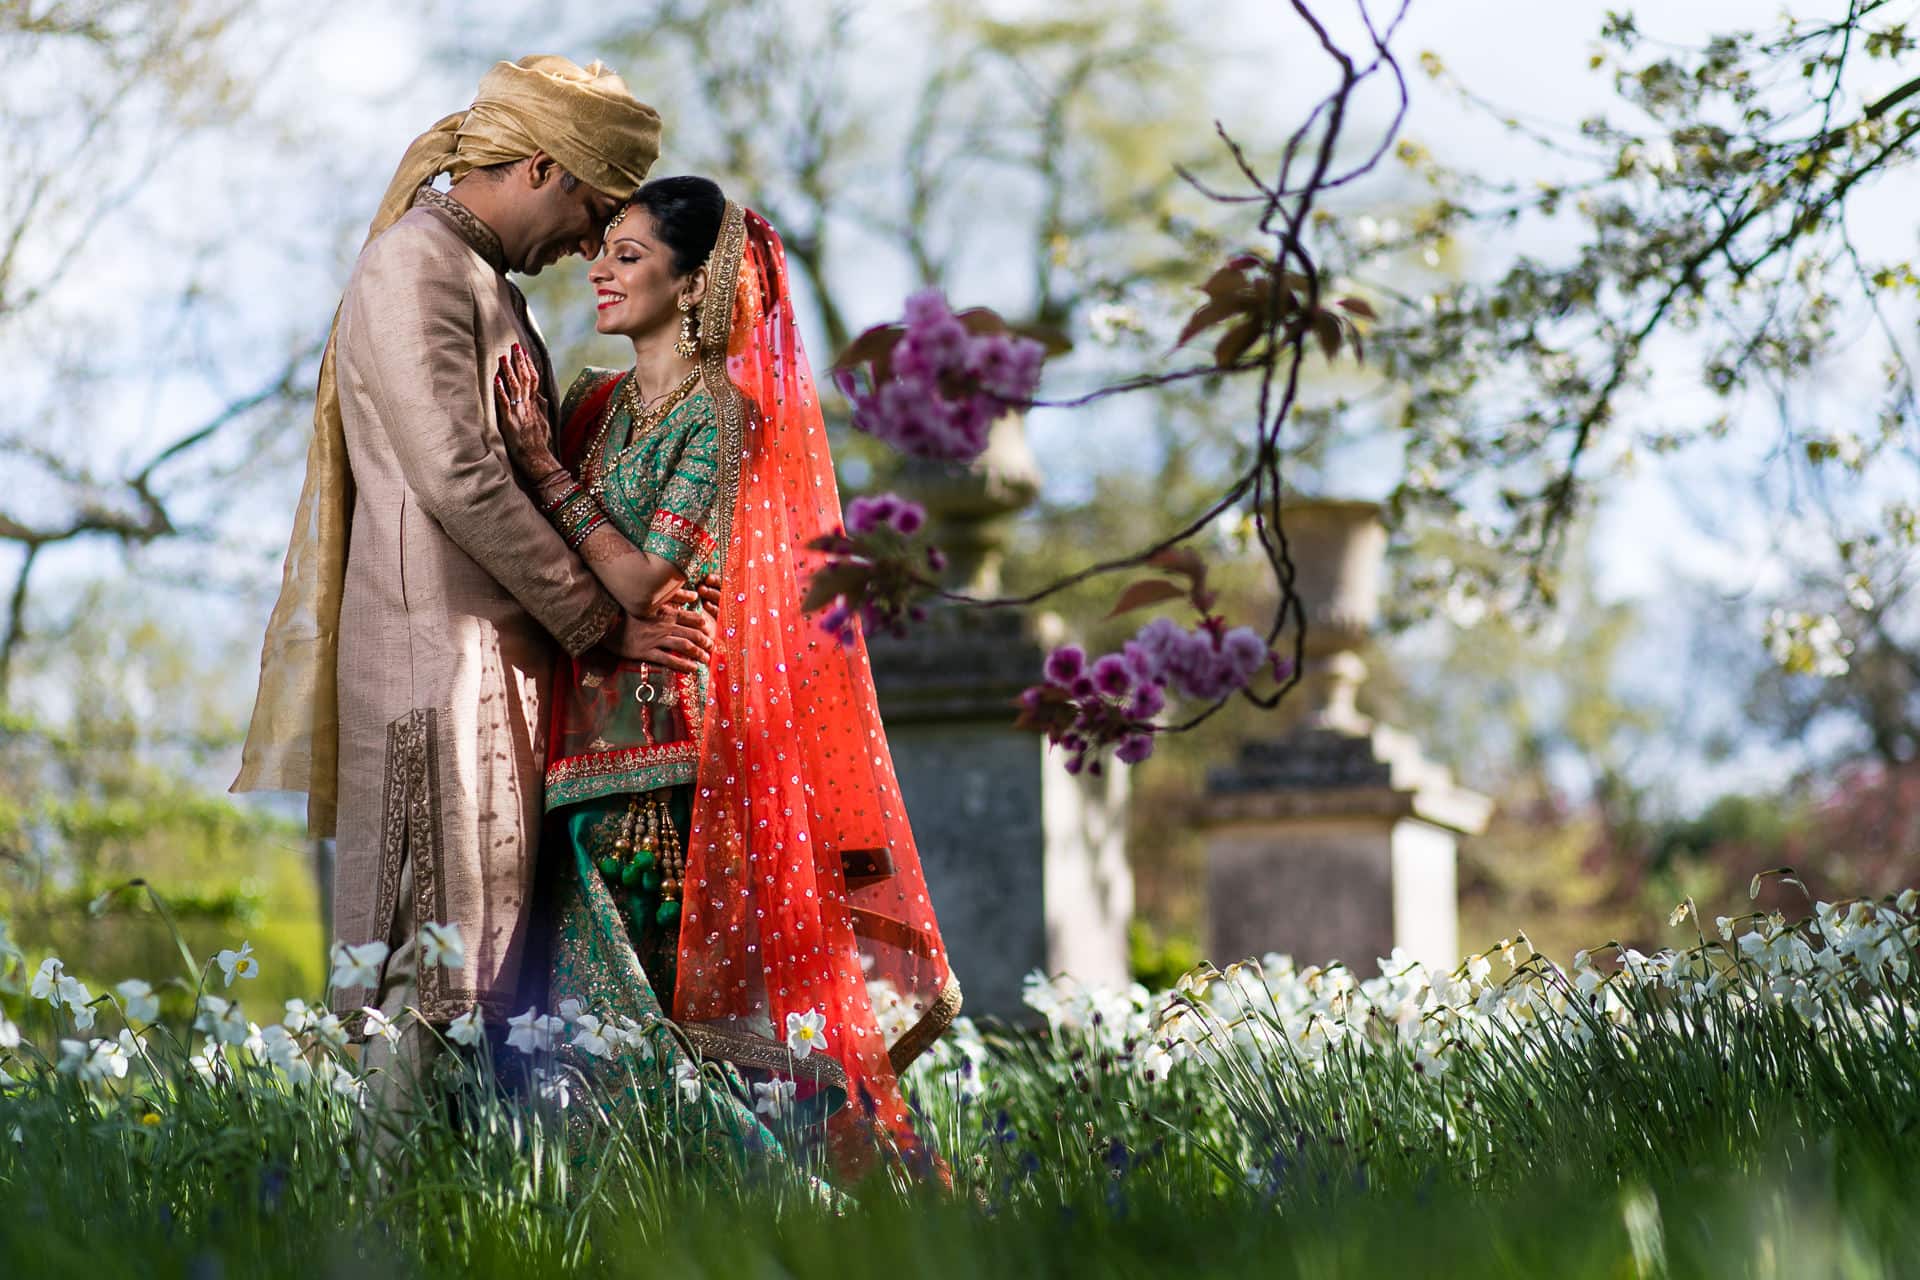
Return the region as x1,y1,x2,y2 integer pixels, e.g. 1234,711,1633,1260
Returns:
1278,497,1387,736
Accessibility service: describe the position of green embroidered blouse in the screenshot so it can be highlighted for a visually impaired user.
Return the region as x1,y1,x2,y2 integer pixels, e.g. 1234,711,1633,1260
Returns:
543,368,725,810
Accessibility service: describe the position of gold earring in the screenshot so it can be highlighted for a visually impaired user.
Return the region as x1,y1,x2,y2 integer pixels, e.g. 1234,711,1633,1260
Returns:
674,296,698,359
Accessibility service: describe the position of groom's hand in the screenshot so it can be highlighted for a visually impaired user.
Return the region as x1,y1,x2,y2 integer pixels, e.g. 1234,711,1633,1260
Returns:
607,606,714,672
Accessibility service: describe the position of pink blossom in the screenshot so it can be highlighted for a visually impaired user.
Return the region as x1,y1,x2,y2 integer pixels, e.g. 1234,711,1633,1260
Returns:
1044,645,1087,686
840,289,1047,462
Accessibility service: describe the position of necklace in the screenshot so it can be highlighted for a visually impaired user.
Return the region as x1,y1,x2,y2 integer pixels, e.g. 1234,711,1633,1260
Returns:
583,365,702,496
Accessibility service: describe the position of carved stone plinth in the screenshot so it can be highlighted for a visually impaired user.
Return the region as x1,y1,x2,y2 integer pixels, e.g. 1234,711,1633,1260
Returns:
867,413,1131,1018
1202,728,1490,971
870,607,1131,1019
1201,498,1490,974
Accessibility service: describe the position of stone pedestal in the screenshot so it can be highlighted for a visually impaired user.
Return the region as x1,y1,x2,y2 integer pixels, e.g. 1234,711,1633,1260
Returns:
1200,498,1490,974
867,414,1132,1018
870,609,1131,1017
1202,727,1489,971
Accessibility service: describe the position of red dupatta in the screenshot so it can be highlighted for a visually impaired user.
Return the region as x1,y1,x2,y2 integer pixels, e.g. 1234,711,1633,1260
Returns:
678,204,960,1168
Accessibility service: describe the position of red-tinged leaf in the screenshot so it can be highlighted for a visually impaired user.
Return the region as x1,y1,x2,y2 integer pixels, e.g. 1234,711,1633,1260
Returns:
1107,578,1187,618
955,306,1011,336
1311,310,1343,360
1351,328,1366,364
802,564,870,613
830,323,906,373
1225,252,1265,271
1177,297,1247,348
1147,546,1208,583
1336,295,1377,320
1215,317,1262,368
1012,323,1075,356
1013,685,1075,733
1200,264,1255,302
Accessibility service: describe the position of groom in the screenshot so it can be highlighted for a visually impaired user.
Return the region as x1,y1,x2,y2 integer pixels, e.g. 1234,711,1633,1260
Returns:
236,57,704,1089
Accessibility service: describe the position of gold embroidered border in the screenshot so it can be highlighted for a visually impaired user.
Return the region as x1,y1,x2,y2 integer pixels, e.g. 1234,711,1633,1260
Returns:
548,738,699,785
886,974,963,1075
559,594,622,657
372,710,430,972
413,185,509,275
682,1023,849,1091
700,202,748,559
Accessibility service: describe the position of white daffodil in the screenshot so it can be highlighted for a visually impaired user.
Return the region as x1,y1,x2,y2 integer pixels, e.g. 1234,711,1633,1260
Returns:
194,995,250,1047
116,979,160,1024
282,998,316,1035
359,1007,401,1047
446,1008,485,1048
419,921,467,971
1898,888,1918,914
557,998,585,1024
752,1077,796,1118
243,1022,269,1063
84,1035,132,1083
215,941,259,986
263,1028,313,1085
57,1039,88,1075
315,1056,366,1106
571,1014,613,1059
328,940,389,991
0,1013,20,1050
610,1014,652,1052
673,1058,702,1103
534,1066,572,1109
188,1040,228,1085
506,1006,562,1056
30,956,63,1002
312,1012,349,1051
784,1009,828,1059
1465,953,1492,984
33,958,94,1026
1138,1041,1175,1081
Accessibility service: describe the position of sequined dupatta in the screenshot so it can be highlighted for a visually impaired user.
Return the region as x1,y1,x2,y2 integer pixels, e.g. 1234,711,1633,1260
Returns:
678,205,961,1165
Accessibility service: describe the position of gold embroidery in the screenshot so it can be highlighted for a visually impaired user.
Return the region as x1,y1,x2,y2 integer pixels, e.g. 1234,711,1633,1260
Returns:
412,185,509,275
682,1024,849,1090
559,594,622,658
700,203,748,560
887,974,963,1075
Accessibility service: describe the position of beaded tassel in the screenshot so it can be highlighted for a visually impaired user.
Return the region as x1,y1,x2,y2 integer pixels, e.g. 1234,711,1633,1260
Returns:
596,794,685,927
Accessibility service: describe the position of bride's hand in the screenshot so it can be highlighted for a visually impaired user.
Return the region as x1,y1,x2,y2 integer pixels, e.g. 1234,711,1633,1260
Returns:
492,344,558,475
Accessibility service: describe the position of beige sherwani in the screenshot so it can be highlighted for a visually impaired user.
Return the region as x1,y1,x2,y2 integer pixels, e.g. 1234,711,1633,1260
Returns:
330,189,620,1022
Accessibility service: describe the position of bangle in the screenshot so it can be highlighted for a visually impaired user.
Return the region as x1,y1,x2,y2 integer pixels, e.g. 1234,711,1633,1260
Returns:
538,476,609,549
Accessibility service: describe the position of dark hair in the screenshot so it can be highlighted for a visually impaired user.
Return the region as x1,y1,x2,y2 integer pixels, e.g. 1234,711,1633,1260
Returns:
471,159,580,192
629,175,726,277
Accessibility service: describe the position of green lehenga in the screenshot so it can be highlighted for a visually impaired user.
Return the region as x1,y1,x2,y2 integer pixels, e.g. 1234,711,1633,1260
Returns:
529,370,842,1165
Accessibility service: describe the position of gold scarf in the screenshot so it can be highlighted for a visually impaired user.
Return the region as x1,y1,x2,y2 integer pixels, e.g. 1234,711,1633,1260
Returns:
232,56,662,835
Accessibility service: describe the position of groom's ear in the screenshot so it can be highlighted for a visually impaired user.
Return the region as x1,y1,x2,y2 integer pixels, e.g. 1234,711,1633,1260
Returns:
524,152,561,188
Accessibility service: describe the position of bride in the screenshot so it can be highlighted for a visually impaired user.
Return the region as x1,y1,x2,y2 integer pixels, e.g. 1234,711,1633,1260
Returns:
493,176,960,1171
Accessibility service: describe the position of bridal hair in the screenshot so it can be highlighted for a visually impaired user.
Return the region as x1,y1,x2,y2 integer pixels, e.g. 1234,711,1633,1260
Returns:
626,175,726,276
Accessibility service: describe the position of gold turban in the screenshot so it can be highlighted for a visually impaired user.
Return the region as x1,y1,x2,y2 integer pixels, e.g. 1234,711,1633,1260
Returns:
233,56,663,835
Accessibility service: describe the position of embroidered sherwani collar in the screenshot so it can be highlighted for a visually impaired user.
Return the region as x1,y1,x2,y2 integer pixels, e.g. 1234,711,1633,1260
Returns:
413,186,509,275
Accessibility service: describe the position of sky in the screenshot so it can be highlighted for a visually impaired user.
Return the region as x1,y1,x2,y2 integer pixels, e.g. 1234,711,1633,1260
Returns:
9,0,1908,808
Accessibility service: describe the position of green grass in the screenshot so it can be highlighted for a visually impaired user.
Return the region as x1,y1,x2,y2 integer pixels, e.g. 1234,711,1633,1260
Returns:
4,883,1920,1276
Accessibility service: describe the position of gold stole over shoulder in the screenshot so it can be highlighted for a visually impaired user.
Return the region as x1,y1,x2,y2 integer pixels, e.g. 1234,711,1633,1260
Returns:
231,333,349,835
